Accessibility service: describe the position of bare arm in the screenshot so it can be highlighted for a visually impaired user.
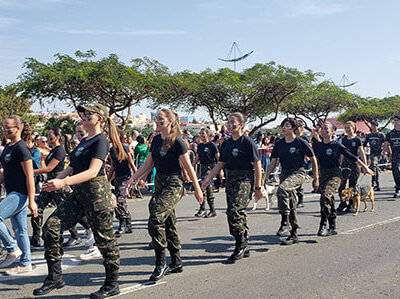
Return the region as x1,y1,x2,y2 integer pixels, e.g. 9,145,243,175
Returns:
21,160,37,217
180,153,203,204
265,158,278,178
107,159,115,182
202,161,225,190
56,166,74,180
0,168,3,185
192,153,199,167
127,152,137,173
358,146,367,164
33,158,60,175
130,154,154,183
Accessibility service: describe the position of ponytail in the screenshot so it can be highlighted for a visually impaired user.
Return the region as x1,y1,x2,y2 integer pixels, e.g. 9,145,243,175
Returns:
51,128,71,155
107,117,127,162
160,109,182,151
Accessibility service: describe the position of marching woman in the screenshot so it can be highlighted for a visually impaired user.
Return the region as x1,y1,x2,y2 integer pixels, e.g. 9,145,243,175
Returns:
129,108,203,282
30,128,80,247
108,129,137,237
311,122,373,236
337,121,367,213
193,127,219,218
33,104,120,299
264,117,319,245
0,116,37,275
202,112,262,262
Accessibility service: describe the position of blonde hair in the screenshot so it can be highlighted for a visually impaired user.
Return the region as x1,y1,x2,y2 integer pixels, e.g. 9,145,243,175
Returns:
6,115,31,142
160,108,182,151
345,121,356,132
107,117,127,163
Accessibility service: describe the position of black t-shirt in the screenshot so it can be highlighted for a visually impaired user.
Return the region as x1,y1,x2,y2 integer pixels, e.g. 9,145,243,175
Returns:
197,142,219,164
313,140,358,169
0,140,32,195
110,145,131,178
341,136,362,156
364,132,385,154
70,134,109,176
219,135,260,170
385,129,400,154
45,145,66,175
150,135,187,175
271,137,314,170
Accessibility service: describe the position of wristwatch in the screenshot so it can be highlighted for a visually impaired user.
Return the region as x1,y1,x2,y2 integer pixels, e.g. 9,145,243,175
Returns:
255,186,262,191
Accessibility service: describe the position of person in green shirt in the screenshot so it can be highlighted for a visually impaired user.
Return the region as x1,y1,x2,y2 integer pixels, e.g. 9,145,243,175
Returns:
134,135,149,169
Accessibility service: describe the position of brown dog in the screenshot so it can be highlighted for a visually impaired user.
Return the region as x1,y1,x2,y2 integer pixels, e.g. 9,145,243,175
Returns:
341,185,375,216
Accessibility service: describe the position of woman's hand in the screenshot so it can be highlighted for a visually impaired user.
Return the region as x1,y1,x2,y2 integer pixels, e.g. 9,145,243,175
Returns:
201,177,211,192
29,201,38,218
42,178,67,192
254,189,263,200
194,188,203,204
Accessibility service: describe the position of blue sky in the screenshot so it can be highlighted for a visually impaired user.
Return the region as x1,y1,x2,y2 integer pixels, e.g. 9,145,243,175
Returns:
0,0,399,120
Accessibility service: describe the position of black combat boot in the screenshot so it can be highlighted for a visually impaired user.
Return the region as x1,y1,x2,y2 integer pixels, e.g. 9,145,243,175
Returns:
337,200,347,212
195,208,207,217
167,248,183,274
393,188,399,198
33,260,65,296
281,230,299,246
276,214,291,237
125,219,133,234
207,201,217,217
115,219,126,238
149,249,169,281
228,235,249,263
328,218,338,236
374,183,380,192
317,218,329,237
90,269,120,299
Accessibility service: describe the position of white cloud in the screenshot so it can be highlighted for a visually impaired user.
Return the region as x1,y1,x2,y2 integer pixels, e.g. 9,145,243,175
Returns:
289,0,345,17
0,17,19,28
40,27,187,36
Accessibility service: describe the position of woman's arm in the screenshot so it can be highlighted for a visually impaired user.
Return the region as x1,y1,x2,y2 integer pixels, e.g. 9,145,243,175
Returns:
0,168,4,185
108,159,115,182
55,166,74,179
21,160,37,217
127,152,137,173
33,158,60,175
201,161,225,190
264,158,278,179
358,146,367,164
180,153,203,204
253,160,263,199
43,158,104,192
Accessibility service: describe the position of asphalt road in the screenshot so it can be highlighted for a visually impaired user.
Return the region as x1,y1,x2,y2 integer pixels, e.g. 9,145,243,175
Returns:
1,172,400,298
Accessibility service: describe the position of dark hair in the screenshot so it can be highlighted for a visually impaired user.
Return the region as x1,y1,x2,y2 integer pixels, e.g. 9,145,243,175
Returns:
280,117,299,130
213,134,221,142
137,135,145,145
50,128,71,155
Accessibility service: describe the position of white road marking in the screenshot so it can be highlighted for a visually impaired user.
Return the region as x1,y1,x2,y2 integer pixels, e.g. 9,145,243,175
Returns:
0,253,81,282
341,216,400,235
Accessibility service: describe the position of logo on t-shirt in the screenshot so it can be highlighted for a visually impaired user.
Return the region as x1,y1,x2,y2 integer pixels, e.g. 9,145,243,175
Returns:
289,147,296,154
204,147,210,153
75,147,84,157
4,153,11,163
232,148,239,157
351,141,356,147
326,148,333,156
160,149,167,157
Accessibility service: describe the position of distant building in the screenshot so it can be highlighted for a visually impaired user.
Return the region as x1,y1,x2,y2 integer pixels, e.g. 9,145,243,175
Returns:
325,118,370,134
180,116,195,123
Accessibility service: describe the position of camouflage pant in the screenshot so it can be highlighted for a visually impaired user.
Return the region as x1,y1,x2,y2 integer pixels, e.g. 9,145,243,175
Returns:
277,168,306,230
225,170,254,239
148,173,184,251
369,153,381,186
199,164,215,210
43,177,119,272
392,154,400,190
338,159,360,196
296,185,304,204
113,175,132,220
319,168,342,221
31,186,79,243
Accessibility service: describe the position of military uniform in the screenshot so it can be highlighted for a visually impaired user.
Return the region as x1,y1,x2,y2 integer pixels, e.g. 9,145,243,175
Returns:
338,136,362,208
364,132,385,188
313,139,358,235
219,135,259,258
271,137,314,241
385,129,400,193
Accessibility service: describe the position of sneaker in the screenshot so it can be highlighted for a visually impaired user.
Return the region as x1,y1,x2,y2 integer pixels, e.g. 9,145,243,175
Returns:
0,248,22,268
30,237,42,247
79,246,102,261
85,231,95,247
297,203,304,208
393,191,399,199
206,210,217,218
195,210,207,217
5,264,33,276
373,186,381,191
63,237,82,247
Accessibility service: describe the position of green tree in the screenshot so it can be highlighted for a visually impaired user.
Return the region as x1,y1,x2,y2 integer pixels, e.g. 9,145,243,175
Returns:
280,80,357,130
41,116,77,136
0,84,38,138
19,51,168,127
337,96,400,129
